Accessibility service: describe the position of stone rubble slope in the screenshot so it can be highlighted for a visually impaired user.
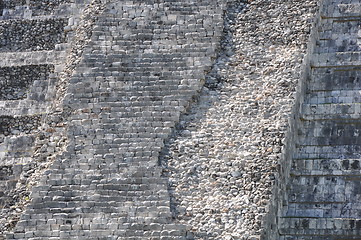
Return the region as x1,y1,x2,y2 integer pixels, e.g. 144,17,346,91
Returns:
161,0,318,239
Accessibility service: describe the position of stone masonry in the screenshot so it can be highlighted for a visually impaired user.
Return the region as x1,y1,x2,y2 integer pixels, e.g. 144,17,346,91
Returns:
263,0,361,239
0,0,228,239
0,0,93,235
7,0,361,239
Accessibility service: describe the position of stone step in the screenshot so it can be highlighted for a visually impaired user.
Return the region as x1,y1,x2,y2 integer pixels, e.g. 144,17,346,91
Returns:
15,212,180,224
284,202,361,218
70,155,162,165
90,24,215,35
69,119,176,129
297,120,361,145
309,67,361,92
306,90,361,104
27,200,172,214
72,70,202,81
8,222,188,239
321,0,361,19
82,62,209,72
27,200,172,215
41,171,169,181
40,176,169,187
281,236,361,240
315,38,360,54
301,103,361,120
71,121,177,133
291,159,361,176
311,52,361,68
67,98,190,109
315,19,361,54
318,19,360,36
46,164,164,176
84,49,211,58
83,56,213,68
7,234,186,240
279,217,361,236
72,107,183,116
295,145,361,160
12,216,186,229
105,48,215,57
71,89,197,98
298,136,361,146
287,175,361,203
0,50,65,67
96,16,210,24
30,190,171,203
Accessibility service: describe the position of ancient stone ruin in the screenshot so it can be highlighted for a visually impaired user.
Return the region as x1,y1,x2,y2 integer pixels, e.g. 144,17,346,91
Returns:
0,0,360,239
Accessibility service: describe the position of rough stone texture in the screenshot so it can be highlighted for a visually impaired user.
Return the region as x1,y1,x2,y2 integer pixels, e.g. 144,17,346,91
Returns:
161,0,319,239
1,0,227,239
0,18,66,52
0,65,54,100
0,0,72,17
0,0,92,236
0,116,42,136
263,0,361,239
4,0,358,239
29,0,72,16
1,1,26,10
0,0,92,22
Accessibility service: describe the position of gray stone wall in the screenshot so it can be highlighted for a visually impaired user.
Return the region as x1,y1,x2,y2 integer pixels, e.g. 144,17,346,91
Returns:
30,0,72,16
4,0,356,239
0,0,230,238
1,1,26,10
0,65,54,100
0,19,66,52
2,0,228,239
263,0,361,239
0,0,72,16
0,0,90,235
159,0,319,238
0,116,41,136
261,1,323,237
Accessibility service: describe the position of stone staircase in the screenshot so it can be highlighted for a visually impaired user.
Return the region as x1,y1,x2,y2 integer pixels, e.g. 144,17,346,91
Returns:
278,0,361,239
0,0,93,236
4,0,227,239
0,3,66,207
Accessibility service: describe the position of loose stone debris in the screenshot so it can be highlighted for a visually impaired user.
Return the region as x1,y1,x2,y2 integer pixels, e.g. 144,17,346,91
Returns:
161,0,318,239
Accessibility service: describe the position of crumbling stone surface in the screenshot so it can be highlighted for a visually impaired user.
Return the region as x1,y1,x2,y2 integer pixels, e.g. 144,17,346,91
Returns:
0,0,86,236
0,0,71,15
0,65,54,100
261,0,361,239
1,1,26,10
6,0,361,239
0,114,41,235
162,0,319,239
0,116,41,136
29,0,72,16
0,18,66,52
4,0,227,239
